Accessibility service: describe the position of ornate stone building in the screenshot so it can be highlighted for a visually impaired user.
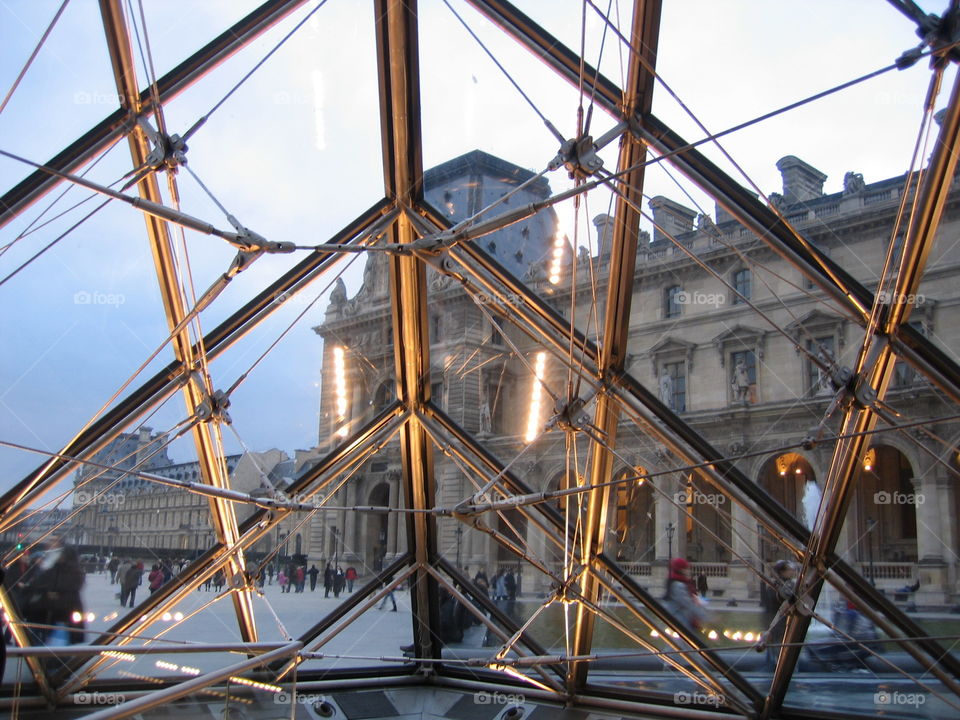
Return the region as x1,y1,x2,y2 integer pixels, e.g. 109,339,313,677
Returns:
312,148,960,606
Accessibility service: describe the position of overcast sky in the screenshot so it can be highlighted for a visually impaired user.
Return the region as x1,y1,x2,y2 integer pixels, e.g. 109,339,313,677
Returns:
0,0,952,498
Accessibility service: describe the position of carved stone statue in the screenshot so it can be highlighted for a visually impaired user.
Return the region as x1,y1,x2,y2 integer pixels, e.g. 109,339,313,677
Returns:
768,192,785,210
843,171,865,196
329,277,347,309
731,359,750,403
478,388,492,435
658,368,674,409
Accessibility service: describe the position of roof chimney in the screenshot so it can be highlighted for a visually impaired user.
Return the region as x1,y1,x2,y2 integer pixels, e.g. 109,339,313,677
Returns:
648,196,697,242
776,155,826,204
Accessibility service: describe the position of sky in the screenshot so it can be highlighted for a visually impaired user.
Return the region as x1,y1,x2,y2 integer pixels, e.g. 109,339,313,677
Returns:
0,0,954,498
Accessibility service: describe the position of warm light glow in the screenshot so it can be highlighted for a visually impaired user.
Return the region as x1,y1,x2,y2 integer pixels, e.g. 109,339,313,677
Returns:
487,663,555,692
71,611,82,623
155,660,179,671
722,629,731,638
524,352,547,442
180,665,201,676
650,629,660,638
162,612,172,622
333,345,348,419
173,612,184,621
85,611,95,623
744,632,755,642
228,676,283,693
547,233,567,285
707,630,718,640
731,631,743,641
863,448,875,472
102,612,119,622
101,651,135,662
795,467,803,474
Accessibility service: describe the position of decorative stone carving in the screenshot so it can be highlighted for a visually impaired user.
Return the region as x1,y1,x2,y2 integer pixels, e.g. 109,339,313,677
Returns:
329,277,347,313
731,358,750,403
843,171,865,195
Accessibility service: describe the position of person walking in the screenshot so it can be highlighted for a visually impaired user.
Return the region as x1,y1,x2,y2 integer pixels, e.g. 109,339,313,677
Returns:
278,568,289,593
107,556,120,585
308,564,319,592
323,563,333,598
345,566,358,592
759,559,797,667
148,564,164,594
664,557,706,634
22,542,86,646
120,560,143,608
333,566,345,598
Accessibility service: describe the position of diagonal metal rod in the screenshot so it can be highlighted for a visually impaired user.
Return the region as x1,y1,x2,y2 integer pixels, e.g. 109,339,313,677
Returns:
571,0,661,692
0,0,310,229
374,0,442,668
763,68,960,717
99,0,257,646
0,200,391,533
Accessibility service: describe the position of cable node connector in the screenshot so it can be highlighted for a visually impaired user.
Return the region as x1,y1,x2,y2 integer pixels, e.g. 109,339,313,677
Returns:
195,389,232,425
550,135,604,180
551,396,591,433
224,214,295,254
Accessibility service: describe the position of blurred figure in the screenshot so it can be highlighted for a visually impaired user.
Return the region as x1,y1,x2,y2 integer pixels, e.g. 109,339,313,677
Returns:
345,566,358,592
107,556,120,584
665,557,706,634
308,564,319,592
759,559,797,667
22,540,86,645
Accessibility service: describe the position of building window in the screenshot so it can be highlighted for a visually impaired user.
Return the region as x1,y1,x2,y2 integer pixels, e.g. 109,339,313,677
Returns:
893,321,923,388
489,316,505,346
806,336,835,397
665,285,683,318
730,350,757,404
430,380,444,408
732,268,751,304
430,313,442,341
662,361,686,413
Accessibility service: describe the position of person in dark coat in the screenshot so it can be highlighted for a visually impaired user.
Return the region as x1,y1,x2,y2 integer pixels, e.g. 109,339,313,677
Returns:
307,565,319,592
323,563,334,598
333,566,345,598
22,542,86,645
120,561,143,608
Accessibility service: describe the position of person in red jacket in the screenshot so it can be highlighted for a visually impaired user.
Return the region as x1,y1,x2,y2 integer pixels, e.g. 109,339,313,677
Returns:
345,566,358,592
148,564,164,594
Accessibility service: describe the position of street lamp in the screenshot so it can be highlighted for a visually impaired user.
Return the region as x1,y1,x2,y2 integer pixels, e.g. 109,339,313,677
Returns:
867,516,877,586
666,522,675,561
455,525,464,568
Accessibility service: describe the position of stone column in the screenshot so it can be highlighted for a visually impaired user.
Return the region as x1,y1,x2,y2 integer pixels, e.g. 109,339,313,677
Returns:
915,475,950,605
728,501,757,603
387,476,400,558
